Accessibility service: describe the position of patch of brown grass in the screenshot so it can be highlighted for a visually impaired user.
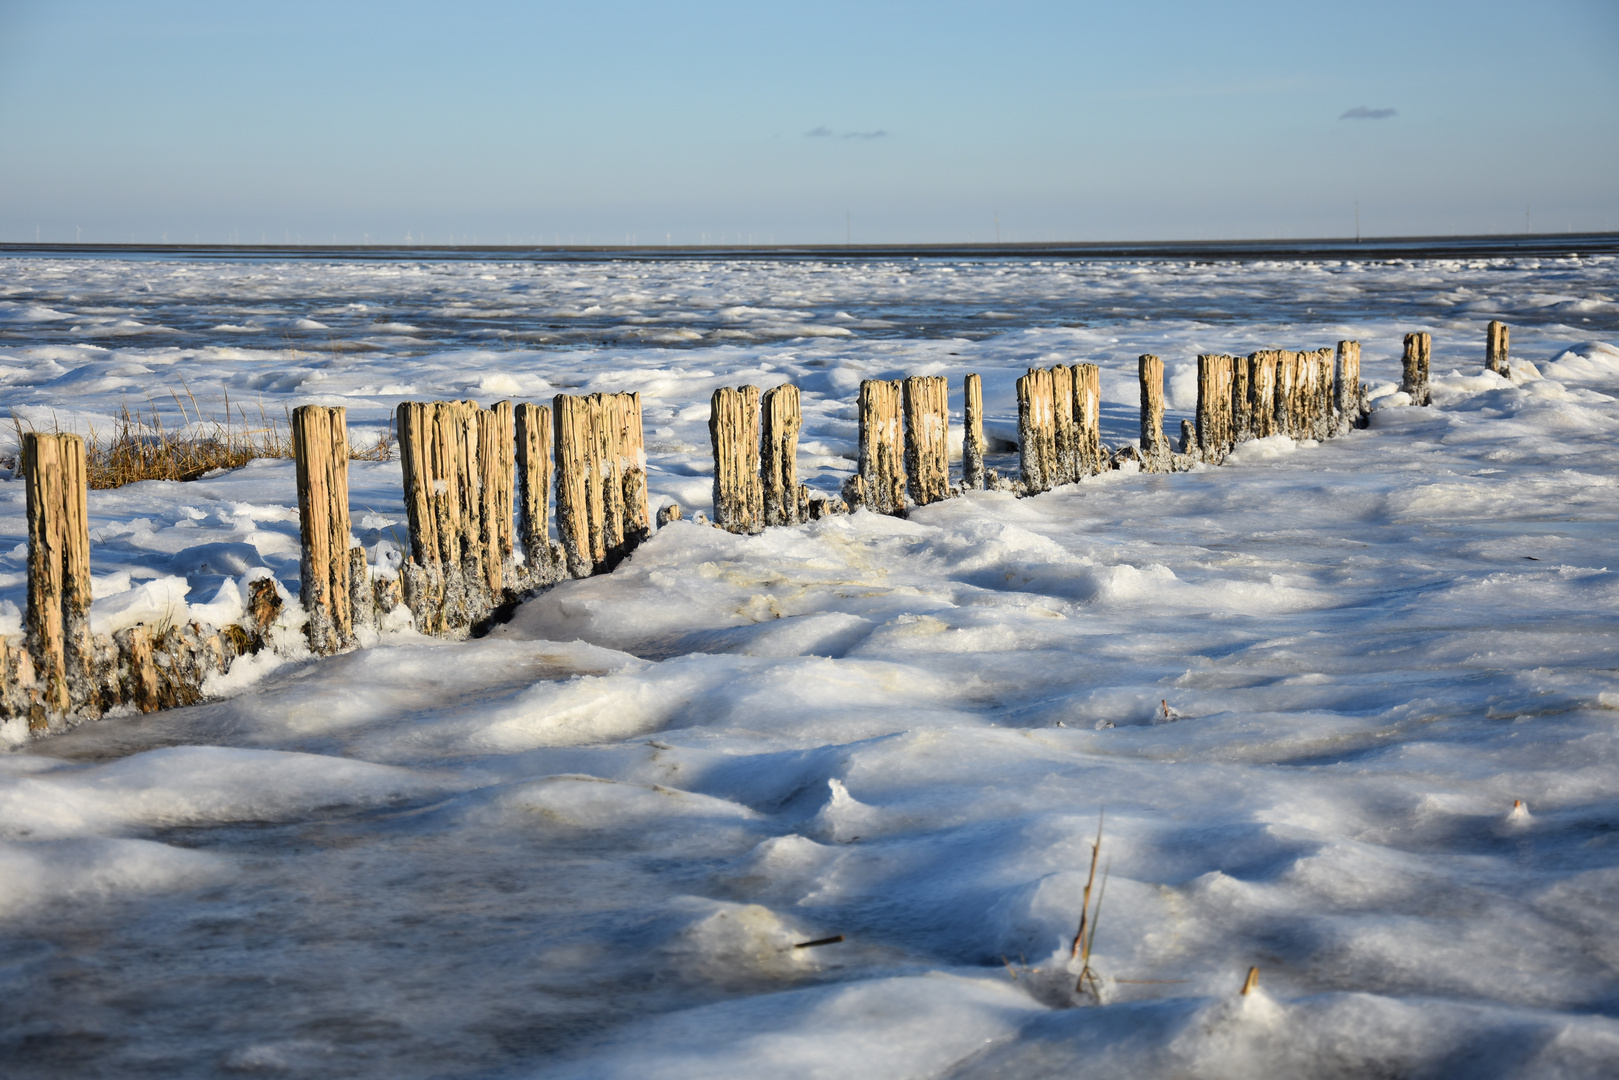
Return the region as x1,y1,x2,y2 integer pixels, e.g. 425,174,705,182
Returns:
7,386,394,489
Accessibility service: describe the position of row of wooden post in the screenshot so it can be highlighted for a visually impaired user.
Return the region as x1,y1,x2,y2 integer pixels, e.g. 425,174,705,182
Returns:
4,323,1515,732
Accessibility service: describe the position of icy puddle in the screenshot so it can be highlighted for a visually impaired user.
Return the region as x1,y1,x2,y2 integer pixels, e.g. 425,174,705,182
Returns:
2,253,1619,1076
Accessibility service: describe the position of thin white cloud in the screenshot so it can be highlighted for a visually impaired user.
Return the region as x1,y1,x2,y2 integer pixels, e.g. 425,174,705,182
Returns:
804,127,889,139
1340,106,1397,120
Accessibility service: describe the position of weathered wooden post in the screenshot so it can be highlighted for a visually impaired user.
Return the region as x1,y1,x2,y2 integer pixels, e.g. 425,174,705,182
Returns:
397,402,445,629
962,373,988,491
1196,354,1234,462
1137,355,1171,472
1073,363,1102,477
710,385,764,533
21,432,95,726
1247,351,1278,439
1310,348,1336,439
1050,365,1077,485
1230,353,1252,444
291,405,354,655
1273,351,1303,439
477,401,515,601
1486,320,1510,376
1017,368,1057,491
858,379,907,515
1402,332,1432,405
514,402,558,585
761,384,802,526
903,375,950,506
614,392,651,550
1334,340,1363,433
554,393,603,575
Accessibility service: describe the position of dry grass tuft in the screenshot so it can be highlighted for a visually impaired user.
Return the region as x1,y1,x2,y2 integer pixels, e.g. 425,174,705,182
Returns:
6,386,393,489
1070,811,1110,1001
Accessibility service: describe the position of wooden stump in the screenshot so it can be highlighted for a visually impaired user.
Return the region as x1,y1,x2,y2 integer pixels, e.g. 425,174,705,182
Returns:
1273,351,1303,439
711,385,764,533
1334,340,1364,432
615,392,651,550
1017,368,1057,492
962,373,988,491
1230,354,1253,444
858,379,907,516
1310,347,1336,440
1402,332,1432,406
21,432,95,724
554,393,603,575
902,375,950,506
1050,365,1077,485
1486,320,1510,376
1137,355,1171,472
1073,363,1103,477
291,406,354,655
1248,351,1279,439
1196,354,1234,462
514,402,557,585
478,401,515,599
761,384,803,526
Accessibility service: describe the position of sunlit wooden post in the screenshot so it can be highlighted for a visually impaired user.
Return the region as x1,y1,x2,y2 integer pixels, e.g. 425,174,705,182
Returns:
554,393,602,575
291,405,353,655
1137,355,1170,472
1334,340,1363,433
962,373,988,490
21,432,95,725
514,402,557,585
857,379,907,515
1017,368,1056,490
710,385,763,533
1196,354,1234,462
902,375,950,505
1073,363,1102,476
761,384,802,526
1486,320,1510,376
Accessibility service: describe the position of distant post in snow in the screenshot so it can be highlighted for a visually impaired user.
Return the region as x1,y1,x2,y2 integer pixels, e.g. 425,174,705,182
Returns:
902,375,951,506
1137,355,1171,472
962,373,988,491
1486,321,1510,376
760,384,802,526
291,405,354,656
857,379,907,516
21,432,95,726
710,385,764,533
1017,367,1057,491
1401,332,1432,406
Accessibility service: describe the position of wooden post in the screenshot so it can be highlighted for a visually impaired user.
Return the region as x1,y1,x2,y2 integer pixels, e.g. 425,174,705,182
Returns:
1196,354,1234,462
1017,368,1057,492
1137,355,1170,472
902,375,950,506
1230,353,1252,444
1402,332,1432,406
761,384,802,526
1486,320,1510,376
478,401,514,600
1073,363,1102,477
22,432,95,724
396,402,444,630
291,405,354,655
615,392,650,551
514,402,557,585
1050,365,1077,485
1272,351,1302,439
962,373,988,491
1334,340,1364,433
1311,348,1336,440
348,545,374,638
710,385,764,533
857,379,907,515
554,393,601,576
1247,351,1278,439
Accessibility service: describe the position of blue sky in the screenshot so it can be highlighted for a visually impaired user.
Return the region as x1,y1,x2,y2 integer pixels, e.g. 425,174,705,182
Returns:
2,0,1616,244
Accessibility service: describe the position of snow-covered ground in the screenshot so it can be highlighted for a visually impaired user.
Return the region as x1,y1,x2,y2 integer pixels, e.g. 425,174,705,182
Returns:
1,253,1618,1077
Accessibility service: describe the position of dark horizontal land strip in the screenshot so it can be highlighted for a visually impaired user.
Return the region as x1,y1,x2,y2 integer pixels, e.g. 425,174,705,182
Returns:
3,233,1618,264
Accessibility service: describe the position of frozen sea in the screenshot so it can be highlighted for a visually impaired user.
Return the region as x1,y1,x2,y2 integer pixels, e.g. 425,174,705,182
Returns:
1,243,1618,1078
